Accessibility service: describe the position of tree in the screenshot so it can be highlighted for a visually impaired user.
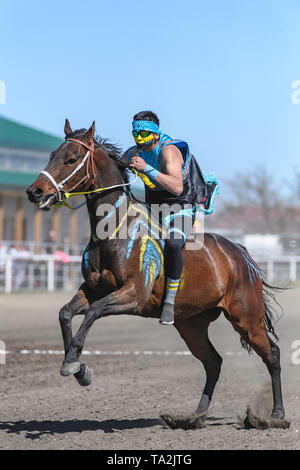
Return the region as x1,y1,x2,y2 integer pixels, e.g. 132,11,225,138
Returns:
222,163,297,233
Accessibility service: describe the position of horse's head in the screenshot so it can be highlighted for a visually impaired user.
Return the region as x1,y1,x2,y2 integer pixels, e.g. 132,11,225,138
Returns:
26,119,96,210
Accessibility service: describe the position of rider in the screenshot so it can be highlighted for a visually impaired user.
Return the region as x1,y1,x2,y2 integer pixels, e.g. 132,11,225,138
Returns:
124,111,218,325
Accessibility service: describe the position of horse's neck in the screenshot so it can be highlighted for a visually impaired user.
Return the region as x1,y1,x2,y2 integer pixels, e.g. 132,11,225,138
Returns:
86,187,130,242
84,149,130,241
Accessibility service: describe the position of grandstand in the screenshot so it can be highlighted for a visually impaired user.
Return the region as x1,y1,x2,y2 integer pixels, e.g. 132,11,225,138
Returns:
0,116,90,246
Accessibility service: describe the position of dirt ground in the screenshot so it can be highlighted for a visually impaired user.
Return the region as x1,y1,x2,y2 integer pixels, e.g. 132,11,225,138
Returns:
0,287,299,450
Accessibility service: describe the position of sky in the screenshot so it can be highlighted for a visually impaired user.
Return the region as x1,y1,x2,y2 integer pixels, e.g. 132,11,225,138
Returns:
1,0,300,186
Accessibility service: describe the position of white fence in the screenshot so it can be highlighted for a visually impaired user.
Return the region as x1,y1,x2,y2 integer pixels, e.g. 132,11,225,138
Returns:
0,253,300,293
256,257,300,284
0,254,82,293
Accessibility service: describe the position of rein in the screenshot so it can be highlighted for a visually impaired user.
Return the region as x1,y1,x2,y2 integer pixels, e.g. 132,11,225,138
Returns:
39,138,137,210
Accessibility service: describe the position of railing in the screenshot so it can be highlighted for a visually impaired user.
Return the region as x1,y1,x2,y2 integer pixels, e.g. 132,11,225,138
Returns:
0,253,82,293
0,240,86,256
256,257,300,283
0,253,300,293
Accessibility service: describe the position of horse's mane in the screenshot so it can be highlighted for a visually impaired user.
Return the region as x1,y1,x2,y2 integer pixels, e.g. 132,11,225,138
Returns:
66,128,130,184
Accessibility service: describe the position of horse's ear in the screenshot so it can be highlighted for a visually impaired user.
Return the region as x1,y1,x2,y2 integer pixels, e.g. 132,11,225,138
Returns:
64,119,73,136
85,121,95,143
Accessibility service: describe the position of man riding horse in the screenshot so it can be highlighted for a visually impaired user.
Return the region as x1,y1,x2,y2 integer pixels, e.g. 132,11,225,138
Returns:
123,111,219,325
25,119,286,423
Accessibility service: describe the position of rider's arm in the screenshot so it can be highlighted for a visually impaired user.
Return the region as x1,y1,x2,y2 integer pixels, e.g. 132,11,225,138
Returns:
129,145,183,196
158,145,184,196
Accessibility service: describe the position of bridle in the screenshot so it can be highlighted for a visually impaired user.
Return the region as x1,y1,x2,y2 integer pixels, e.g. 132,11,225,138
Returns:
40,138,95,203
39,137,137,209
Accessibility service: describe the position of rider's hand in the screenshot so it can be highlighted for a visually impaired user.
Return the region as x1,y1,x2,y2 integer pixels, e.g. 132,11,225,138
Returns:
129,156,147,172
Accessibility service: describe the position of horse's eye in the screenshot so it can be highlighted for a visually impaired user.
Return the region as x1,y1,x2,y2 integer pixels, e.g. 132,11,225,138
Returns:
65,158,77,165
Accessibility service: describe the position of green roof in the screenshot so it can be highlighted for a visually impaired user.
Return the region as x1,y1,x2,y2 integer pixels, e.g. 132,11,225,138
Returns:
0,116,63,151
0,170,38,188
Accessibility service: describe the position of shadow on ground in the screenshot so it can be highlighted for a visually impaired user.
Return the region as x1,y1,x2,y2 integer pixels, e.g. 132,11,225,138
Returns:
0,415,241,439
0,418,163,439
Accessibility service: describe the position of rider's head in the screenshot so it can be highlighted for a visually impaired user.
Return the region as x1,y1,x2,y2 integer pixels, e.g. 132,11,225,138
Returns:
132,111,160,150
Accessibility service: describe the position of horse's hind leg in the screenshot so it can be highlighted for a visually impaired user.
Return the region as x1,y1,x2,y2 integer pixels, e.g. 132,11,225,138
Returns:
265,334,284,419
225,304,285,420
247,325,284,419
175,310,223,418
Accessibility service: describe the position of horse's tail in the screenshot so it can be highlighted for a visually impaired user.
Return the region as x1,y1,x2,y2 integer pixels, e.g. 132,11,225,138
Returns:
261,279,285,342
236,243,287,352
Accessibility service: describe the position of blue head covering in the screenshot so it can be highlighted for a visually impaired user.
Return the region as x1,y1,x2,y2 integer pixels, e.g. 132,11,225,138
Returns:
132,120,160,134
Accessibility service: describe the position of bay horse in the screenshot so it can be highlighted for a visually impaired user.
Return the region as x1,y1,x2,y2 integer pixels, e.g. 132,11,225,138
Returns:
26,120,285,425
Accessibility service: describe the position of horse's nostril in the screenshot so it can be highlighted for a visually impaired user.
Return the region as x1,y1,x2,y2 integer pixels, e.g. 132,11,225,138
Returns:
27,187,44,202
32,187,43,197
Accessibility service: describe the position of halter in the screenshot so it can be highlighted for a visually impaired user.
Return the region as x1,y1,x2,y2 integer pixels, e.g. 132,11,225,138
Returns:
40,138,95,203
39,138,138,210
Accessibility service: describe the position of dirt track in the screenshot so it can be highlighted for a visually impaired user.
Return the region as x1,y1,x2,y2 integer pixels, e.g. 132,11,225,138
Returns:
0,288,300,450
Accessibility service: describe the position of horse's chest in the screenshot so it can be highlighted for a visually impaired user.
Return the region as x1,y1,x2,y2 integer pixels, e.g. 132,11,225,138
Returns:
82,242,100,275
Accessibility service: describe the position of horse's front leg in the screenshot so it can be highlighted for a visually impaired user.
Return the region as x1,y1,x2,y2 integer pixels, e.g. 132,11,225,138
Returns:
59,282,94,375
63,281,139,370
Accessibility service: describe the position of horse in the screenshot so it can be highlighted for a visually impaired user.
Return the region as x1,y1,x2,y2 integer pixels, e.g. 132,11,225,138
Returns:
26,120,286,427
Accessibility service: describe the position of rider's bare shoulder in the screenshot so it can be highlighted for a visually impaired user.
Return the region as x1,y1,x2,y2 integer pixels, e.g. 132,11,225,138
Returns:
161,145,184,167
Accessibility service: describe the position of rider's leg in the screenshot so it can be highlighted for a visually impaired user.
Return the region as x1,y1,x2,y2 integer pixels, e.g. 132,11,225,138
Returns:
160,213,194,325
160,237,184,325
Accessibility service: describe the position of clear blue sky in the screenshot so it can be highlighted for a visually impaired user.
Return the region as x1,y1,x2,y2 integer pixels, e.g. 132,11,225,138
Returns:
1,0,300,184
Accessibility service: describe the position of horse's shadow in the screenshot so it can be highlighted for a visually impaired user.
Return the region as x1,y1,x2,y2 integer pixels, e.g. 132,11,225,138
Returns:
0,418,163,440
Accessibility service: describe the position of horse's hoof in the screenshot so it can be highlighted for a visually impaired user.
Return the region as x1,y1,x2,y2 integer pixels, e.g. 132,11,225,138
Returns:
243,406,290,429
271,409,285,420
74,363,93,386
160,412,206,430
60,361,81,376
194,411,208,422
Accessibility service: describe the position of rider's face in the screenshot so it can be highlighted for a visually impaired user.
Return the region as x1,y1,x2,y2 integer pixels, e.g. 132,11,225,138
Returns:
132,131,160,150
132,130,154,145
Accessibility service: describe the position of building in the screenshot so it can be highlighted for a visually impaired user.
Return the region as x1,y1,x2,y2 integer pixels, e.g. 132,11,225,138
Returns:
0,116,90,246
